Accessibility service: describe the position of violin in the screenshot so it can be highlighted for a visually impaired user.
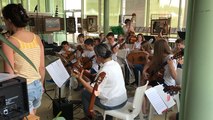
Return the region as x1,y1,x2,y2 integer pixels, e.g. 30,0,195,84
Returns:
63,45,83,63
127,31,137,44
111,39,127,51
163,85,181,96
59,52,95,81
80,55,95,70
72,61,96,82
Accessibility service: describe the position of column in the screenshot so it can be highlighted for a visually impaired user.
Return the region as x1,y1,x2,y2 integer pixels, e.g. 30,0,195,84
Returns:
45,0,54,13
98,0,102,33
180,0,213,120
103,0,109,35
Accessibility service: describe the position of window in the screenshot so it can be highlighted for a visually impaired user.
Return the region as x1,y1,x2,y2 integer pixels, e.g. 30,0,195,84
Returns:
149,0,186,29
85,0,121,32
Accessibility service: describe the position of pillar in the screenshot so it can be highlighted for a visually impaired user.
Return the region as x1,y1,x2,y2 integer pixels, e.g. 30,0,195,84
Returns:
180,0,213,120
104,0,109,35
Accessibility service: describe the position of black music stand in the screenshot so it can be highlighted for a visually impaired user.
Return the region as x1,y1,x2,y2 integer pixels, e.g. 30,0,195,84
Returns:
52,80,82,120
177,31,186,40
43,79,55,100
144,35,156,44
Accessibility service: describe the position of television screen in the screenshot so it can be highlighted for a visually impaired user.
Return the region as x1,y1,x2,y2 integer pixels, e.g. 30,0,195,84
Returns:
44,17,61,33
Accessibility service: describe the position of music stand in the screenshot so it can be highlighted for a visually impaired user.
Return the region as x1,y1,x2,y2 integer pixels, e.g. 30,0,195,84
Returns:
177,31,186,40
144,35,156,44
46,59,82,119
43,79,55,100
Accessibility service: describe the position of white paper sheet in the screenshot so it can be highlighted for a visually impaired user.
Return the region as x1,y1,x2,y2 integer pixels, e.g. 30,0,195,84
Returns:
145,84,176,115
145,87,167,114
46,59,70,88
154,85,176,109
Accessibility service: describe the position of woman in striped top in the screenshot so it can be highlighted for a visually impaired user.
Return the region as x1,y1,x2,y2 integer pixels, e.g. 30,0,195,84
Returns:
2,3,45,115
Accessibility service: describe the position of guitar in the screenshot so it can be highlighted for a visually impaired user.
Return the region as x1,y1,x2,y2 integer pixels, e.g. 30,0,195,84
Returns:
146,49,184,82
163,85,181,96
127,51,148,65
88,72,106,119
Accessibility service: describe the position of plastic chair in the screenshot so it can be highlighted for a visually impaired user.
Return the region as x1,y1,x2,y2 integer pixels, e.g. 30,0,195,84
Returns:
176,68,183,85
117,49,129,78
173,68,183,112
94,81,149,120
117,49,134,84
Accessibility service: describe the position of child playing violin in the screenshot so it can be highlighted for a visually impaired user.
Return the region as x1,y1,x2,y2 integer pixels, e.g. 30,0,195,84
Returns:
141,39,177,118
117,34,127,49
58,41,77,65
142,39,177,86
81,38,99,74
172,38,185,68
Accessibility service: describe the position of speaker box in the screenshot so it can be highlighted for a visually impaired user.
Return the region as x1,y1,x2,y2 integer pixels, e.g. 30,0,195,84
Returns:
0,76,29,120
53,98,73,120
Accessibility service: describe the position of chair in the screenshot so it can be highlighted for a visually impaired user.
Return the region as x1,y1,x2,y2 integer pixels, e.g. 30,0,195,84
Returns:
173,68,183,112
94,81,149,120
117,49,127,81
176,68,183,85
117,49,134,84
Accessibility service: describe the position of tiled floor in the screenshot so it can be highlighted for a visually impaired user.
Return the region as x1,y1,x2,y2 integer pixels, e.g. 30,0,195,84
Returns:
36,81,177,120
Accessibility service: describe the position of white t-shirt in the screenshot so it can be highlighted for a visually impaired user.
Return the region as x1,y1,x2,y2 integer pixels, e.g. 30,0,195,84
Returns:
96,60,127,106
82,50,99,72
107,42,119,61
163,55,177,86
133,41,142,50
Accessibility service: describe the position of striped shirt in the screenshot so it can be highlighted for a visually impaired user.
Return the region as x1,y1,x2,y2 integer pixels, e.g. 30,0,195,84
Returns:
11,34,41,84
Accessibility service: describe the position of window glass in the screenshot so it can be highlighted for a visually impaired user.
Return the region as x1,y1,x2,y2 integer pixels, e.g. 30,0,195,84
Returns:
39,0,45,12
2,0,9,7
21,0,28,10
85,0,121,31
149,0,186,29
28,0,38,12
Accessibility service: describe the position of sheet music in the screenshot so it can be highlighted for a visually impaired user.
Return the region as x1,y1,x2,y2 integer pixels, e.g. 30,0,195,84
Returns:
0,73,17,82
46,59,70,88
145,87,168,114
154,85,176,109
